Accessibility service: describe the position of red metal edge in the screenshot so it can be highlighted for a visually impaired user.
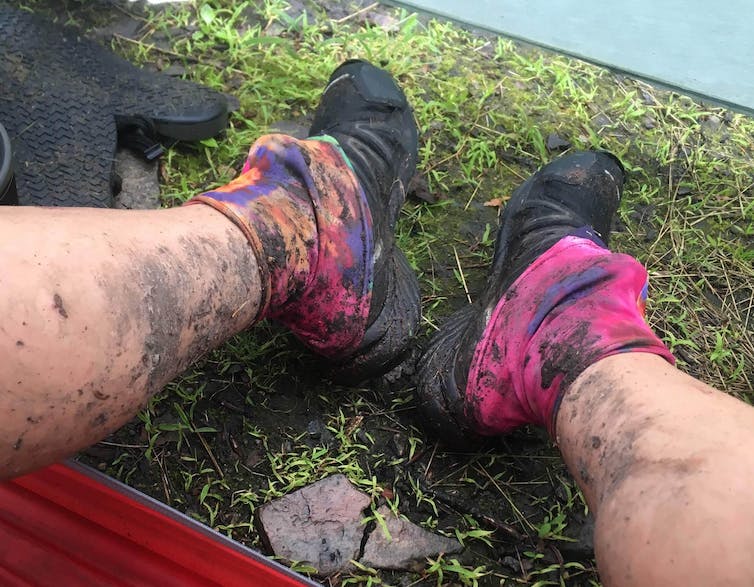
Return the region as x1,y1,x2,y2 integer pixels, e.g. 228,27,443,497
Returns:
1,461,318,587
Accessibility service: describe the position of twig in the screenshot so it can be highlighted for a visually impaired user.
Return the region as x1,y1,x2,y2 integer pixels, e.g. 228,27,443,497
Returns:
220,399,247,414
474,464,538,533
154,449,172,504
97,441,148,449
197,431,225,479
424,440,438,476
333,2,379,24
407,447,428,464
463,181,481,211
421,314,441,332
472,41,491,53
112,33,200,63
231,299,249,319
453,246,472,304
106,1,151,24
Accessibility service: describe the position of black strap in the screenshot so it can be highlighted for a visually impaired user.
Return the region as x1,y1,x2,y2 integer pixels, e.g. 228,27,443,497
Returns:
115,115,164,161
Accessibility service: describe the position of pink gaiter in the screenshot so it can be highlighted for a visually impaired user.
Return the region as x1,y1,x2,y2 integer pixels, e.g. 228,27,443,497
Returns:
466,235,675,437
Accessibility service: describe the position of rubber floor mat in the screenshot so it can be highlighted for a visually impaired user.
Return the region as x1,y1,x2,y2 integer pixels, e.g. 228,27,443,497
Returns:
0,5,229,207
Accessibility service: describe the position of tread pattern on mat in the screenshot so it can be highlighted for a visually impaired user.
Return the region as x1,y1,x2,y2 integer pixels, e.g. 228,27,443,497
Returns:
0,5,228,207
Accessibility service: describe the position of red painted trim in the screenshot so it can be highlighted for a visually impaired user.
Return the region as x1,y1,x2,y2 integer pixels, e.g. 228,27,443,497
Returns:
0,462,315,586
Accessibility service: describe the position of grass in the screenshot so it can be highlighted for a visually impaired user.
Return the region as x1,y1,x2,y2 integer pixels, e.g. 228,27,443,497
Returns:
31,0,754,584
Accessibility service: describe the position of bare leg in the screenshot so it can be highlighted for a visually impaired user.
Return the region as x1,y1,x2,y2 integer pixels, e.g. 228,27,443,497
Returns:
558,353,754,587
0,205,261,478
0,61,420,478
416,150,753,586
0,60,421,479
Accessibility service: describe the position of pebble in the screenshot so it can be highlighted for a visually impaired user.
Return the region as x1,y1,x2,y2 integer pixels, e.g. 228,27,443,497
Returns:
546,132,571,151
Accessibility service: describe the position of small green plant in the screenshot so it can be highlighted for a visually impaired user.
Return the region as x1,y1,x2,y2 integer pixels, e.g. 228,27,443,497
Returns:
342,560,383,586
425,555,489,587
536,506,572,542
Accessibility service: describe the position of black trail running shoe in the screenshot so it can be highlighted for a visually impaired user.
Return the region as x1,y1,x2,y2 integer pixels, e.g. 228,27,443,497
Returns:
309,60,422,382
416,151,626,444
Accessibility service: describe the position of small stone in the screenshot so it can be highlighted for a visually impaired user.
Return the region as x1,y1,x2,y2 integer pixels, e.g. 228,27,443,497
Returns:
306,419,325,438
546,132,571,152
408,174,438,203
244,449,261,468
642,116,656,129
355,429,370,445
702,115,722,133
592,113,612,130
640,89,657,105
92,15,143,43
556,510,595,560
360,506,462,571
389,432,405,457
284,0,308,21
257,474,370,576
264,22,284,36
225,363,243,375
160,63,187,77
368,13,400,32
305,419,334,446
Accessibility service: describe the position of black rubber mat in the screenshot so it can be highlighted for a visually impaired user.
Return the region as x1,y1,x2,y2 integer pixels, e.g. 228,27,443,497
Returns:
0,5,229,207
0,121,16,205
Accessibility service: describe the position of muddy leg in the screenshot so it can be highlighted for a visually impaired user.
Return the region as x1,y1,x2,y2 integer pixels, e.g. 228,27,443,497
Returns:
557,353,754,587
0,205,261,479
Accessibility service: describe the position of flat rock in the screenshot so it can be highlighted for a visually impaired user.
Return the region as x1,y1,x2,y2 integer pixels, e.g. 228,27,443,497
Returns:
114,149,160,210
257,474,370,576
361,505,462,571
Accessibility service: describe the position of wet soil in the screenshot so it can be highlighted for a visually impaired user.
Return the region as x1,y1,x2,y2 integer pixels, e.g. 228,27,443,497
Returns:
82,354,590,585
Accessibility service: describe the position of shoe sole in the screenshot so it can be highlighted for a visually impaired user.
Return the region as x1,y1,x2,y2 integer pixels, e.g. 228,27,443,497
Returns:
0,122,17,205
416,303,477,445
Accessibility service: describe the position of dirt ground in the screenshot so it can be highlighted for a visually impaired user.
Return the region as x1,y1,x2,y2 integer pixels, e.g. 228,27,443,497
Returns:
17,0,754,585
